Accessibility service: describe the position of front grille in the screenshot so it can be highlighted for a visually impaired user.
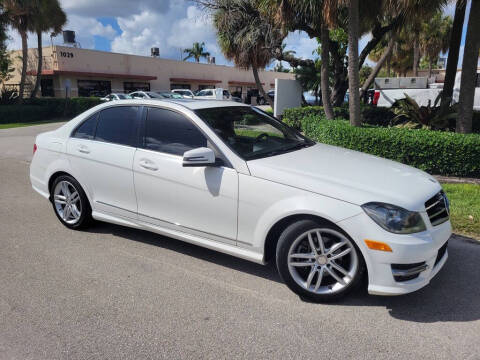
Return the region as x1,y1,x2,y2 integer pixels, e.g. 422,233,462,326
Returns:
425,191,449,226
434,241,448,267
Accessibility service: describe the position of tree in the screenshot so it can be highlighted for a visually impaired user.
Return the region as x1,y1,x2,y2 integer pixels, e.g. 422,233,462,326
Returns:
419,12,452,77
30,0,66,98
211,0,279,107
183,42,210,63
441,0,466,107
320,23,334,119
0,5,14,86
347,0,361,126
2,0,37,102
457,0,480,134
360,35,395,98
294,60,321,104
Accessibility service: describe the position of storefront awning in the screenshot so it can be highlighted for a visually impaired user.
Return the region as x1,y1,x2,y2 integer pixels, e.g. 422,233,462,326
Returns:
170,77,222,84
26,69,157,81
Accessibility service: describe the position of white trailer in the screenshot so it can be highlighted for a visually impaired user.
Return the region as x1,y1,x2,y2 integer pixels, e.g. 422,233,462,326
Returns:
373,72,480,110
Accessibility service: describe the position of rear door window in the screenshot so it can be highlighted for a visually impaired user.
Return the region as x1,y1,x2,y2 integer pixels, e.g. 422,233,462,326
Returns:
143,107,207,156
95,106,141,147
72,113,99,140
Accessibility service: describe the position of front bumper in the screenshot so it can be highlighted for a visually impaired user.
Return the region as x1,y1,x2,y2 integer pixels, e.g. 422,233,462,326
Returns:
337,212,451,296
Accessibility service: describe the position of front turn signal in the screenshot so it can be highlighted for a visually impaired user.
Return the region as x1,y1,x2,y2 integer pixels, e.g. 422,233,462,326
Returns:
364,240,392,252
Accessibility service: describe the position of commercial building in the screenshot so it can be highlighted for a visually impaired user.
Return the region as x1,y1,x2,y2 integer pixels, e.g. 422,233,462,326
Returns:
5,46,294,99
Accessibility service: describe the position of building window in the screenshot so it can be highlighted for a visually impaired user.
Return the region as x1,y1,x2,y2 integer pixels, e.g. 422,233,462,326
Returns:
198,84,215,90
170,83,191,90
40,78,54,97
124,82,150,93
78,80,111,97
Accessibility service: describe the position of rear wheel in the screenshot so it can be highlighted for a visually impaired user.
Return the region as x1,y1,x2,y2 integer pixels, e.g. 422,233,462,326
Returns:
276,219,365,302
51,175,92,230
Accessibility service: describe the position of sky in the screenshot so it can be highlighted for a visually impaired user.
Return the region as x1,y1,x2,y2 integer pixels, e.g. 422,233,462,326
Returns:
5,0,468,69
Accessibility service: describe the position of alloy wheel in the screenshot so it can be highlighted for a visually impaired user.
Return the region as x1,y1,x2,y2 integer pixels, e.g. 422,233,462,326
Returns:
287,228,359,295
53,180,82,225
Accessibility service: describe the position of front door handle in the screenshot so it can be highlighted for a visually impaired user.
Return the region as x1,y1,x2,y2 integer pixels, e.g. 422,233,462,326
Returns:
77,145,90,154
139,159,158,171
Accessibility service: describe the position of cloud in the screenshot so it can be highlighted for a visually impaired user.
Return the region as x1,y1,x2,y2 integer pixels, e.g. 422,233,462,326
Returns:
111,4,225,63
60,0,171,18
6,15,118,50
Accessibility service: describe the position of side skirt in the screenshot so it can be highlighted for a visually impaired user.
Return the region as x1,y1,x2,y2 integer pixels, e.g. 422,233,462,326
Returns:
92,210,265,264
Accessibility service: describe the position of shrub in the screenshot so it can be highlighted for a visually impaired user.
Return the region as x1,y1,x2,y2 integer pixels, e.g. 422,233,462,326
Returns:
283,104,480,133
0,97,103,124
287,115,480,178
283,105,395,129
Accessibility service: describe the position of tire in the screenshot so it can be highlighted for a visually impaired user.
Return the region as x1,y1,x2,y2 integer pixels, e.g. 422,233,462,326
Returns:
50,175,93,230
276,219,365,302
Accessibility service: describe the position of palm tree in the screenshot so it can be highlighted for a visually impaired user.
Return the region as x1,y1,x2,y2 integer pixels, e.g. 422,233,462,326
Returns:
347,0,361,126
320,23,334,119
294,60,321,104
419,12,452,77
457,0,480,134
2,0,36,102
441,0,466,108
183,42,210,63
213,0,279,107
30,0,66,98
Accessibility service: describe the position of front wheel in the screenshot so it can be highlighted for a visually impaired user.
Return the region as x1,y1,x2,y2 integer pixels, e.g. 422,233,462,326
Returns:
276,220,365,302
51,175,92,230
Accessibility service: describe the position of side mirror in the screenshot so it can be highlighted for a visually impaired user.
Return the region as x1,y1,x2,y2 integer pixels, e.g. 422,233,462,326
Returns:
182,147,216,167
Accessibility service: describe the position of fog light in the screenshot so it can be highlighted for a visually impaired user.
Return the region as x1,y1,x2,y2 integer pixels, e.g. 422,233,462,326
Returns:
364,240,392,252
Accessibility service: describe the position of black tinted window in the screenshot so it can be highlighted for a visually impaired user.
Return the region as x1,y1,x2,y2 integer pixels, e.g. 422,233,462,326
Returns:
73,113,98,140
95,106,140,146
144,108,207,155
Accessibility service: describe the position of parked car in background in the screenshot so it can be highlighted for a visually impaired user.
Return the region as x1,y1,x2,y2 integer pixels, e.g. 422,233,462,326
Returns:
155,91,184,99
195,88,232,100
129,91,164,99
100,93,132,101
30,99,451,302
172,89,195,98
250,89,274,105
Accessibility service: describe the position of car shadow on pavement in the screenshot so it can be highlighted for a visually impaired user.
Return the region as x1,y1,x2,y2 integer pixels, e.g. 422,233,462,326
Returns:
86,221,283,284
88,223,480,323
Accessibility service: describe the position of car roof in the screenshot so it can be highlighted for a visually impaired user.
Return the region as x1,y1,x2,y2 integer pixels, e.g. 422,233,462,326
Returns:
101,98,249,110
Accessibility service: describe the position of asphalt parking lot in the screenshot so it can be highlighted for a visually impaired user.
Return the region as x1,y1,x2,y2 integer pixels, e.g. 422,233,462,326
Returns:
1,123,480,360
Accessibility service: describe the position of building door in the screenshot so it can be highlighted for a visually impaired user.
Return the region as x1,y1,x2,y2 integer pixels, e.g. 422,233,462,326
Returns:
40,78,54,97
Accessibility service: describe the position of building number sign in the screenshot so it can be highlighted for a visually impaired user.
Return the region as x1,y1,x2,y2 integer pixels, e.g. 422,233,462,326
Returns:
59,51,74,58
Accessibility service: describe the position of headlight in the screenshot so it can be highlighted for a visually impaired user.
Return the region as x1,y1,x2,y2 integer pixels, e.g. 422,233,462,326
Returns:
362,202,426,234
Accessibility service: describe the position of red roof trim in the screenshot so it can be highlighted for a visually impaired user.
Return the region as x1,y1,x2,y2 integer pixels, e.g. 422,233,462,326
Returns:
170,77,222,84
228,81,265,86
26,69,157,80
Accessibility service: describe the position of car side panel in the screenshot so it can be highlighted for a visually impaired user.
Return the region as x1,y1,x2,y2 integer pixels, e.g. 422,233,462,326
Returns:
237,174,363,254
66,138,137,219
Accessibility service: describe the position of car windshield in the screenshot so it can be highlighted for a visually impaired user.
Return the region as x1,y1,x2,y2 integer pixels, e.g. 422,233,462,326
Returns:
195,106,314,161
147,92,164,98
117,94,129,99
157,92,183,99
197,90,212,96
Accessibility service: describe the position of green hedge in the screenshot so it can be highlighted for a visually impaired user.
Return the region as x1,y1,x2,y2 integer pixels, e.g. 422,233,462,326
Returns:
0,97,103,124
285,115,480,178
283,105,396,129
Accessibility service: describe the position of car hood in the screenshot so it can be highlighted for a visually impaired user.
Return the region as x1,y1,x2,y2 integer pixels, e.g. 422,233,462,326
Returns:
247,143,441,211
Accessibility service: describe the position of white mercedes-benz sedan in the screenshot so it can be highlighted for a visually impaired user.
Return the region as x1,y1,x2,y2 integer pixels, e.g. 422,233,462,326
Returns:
30,99,451,301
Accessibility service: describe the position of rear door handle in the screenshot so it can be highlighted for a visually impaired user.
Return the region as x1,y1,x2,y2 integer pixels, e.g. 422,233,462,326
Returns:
77,145,90,154
139,159,158,171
